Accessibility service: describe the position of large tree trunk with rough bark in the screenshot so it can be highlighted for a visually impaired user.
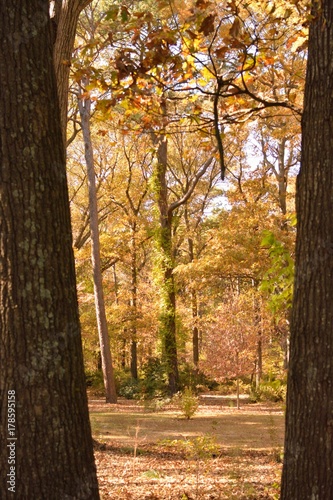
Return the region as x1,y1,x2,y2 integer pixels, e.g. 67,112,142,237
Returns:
280,2,333,498
0,2,99,497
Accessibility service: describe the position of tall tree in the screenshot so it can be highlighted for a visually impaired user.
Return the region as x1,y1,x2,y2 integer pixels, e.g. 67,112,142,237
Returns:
152,109,216,394
0,1,99,498
107,136,152,379
78,77,117,403
281,2,333,498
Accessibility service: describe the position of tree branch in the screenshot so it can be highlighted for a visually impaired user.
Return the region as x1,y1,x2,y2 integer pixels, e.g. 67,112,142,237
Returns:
168,155,216,215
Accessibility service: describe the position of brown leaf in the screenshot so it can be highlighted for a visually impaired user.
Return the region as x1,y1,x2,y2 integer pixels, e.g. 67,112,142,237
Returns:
214,47,228,59
229,18,241,39
198,14,216,36
186,29,198,40
196,0,211,9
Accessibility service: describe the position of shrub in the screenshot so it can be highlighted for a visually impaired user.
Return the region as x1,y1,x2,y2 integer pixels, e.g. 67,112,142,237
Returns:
140,357,169,399
179,363,219,392
249,380,286,403
143,395,171,412
85,370,105,395
217,377,251,395
160,435,219,460
118,377,140,399
182,435,220,460
175,387,199,419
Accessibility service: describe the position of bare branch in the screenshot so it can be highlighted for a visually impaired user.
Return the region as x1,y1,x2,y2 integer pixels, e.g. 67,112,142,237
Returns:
168,156,216,214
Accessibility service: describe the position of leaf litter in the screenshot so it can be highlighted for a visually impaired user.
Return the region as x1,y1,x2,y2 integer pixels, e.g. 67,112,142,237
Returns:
90,395,283,499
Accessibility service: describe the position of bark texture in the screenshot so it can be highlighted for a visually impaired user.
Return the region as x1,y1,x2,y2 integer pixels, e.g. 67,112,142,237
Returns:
0,2,99,498
155,134,180,395
280,2,333,498
53,0,92,143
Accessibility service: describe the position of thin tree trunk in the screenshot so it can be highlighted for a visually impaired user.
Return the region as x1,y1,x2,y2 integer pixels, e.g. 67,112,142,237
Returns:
277,138,287,215
192,312,200,368
252,281,262,389
78,80,117,404
190,261,199,368
185,215,200,369
236,351,240,410
281,2,333,497
0,3,99,496
121,337,127,370
255,335,262,390
130,227,138,379
130,341,138,379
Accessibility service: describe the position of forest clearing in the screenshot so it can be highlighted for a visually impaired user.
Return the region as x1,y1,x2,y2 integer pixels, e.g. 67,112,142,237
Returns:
90,395,284,499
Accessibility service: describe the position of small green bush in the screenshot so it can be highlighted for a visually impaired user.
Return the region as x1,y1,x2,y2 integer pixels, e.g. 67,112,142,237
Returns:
143,395,171,412
249,380,286,403
114,369,141,399
118,378,140,399
160,435,219,460
140,357,169,399
218,378,250,395
183,434,219,460
85,370,105,394
179,363,218,392
175,387,199,419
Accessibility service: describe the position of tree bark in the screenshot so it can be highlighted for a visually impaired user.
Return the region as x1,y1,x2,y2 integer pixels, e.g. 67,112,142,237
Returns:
280,2,333,498
255,335,262,390
78,81,117,404
155,133,180,395
0,3,99,497
188,233,199,368
130,227,138,379
52,0,92,144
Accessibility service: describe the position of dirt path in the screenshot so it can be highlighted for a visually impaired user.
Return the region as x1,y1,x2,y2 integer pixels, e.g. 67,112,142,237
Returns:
90,395,284,499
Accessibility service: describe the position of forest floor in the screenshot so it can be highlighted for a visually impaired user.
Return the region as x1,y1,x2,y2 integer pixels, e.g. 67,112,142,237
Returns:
89,394,284,499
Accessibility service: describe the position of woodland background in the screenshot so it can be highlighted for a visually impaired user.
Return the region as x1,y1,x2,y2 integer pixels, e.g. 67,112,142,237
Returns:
66,0,307,402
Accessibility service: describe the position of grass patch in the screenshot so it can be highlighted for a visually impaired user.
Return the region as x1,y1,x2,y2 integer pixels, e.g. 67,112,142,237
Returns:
89,394,284,499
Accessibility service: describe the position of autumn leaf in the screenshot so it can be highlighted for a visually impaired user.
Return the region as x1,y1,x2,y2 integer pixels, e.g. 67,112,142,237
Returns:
199,14,216,36
229,18,241,39
104,6,119,21
121,6,130,23
186,29,198,40
196,0,211,9
214,47,228,59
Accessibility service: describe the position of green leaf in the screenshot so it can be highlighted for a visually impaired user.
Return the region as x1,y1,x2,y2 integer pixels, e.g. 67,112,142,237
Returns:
105,6,119,21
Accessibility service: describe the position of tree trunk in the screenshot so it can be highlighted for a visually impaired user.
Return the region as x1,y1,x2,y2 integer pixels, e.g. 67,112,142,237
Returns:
186,223,200,369
130,341,138,380
155,134,179,395
255,336,262,390
192,316,200,368
190,276,200,368
52,0,92,144
281,2,333,498
78,81,117,404
130,227,138,379
0,3,99,497
236,351,240,410
277,138,287,216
